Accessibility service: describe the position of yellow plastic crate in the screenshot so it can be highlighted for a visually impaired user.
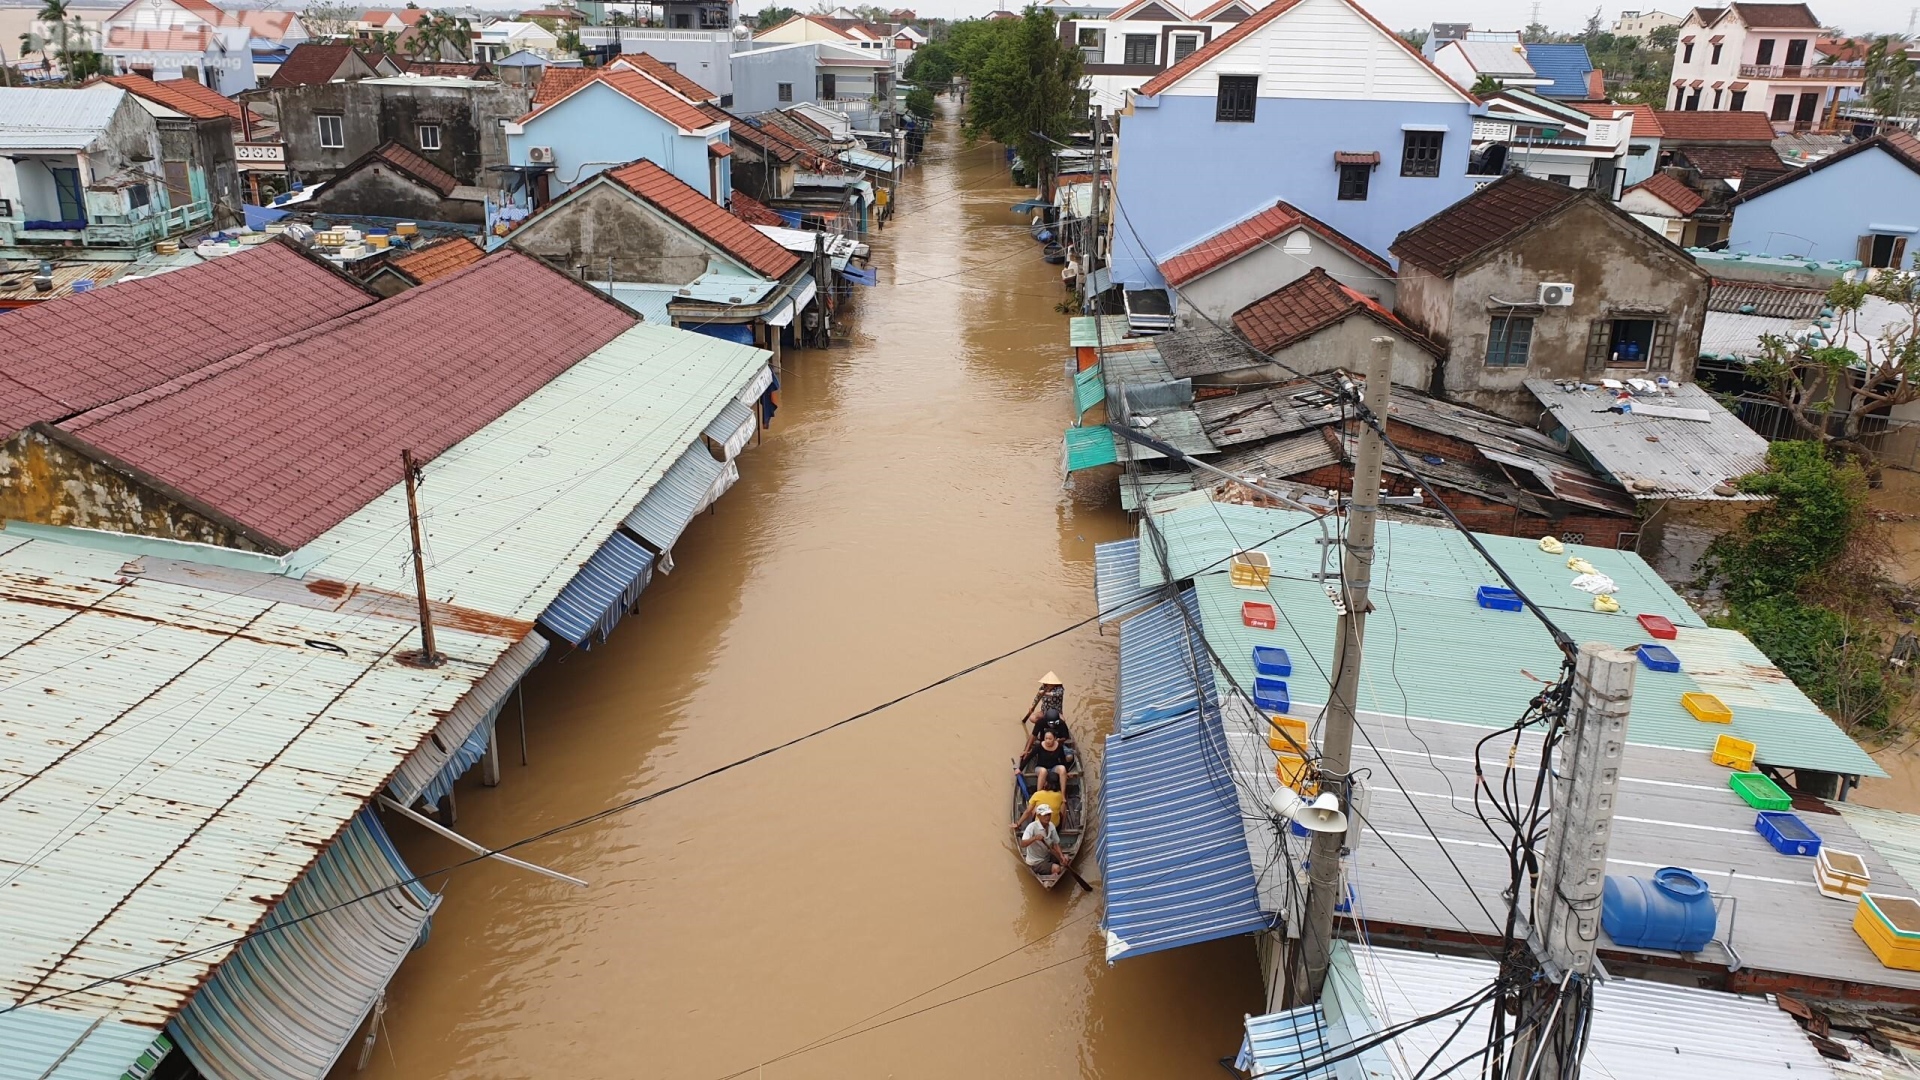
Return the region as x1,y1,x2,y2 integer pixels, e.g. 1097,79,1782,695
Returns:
1267,715,1309,755
1683,692,1732,724
1856,894,1920,971
1710,733,1755,771
1230,551,1272,590
1276,751,1309,789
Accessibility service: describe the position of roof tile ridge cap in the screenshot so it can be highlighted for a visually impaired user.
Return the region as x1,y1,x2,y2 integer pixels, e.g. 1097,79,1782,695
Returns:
490,247,643,325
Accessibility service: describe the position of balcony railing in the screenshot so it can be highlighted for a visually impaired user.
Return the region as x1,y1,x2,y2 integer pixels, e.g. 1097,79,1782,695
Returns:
1740,62,1865,80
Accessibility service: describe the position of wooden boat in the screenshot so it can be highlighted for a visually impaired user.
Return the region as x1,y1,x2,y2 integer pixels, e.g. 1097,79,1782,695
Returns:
1012,719,1085,890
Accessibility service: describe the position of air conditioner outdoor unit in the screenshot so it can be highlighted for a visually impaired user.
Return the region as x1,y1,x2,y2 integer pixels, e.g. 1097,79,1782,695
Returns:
527,146,555,164
1538,282,1576,307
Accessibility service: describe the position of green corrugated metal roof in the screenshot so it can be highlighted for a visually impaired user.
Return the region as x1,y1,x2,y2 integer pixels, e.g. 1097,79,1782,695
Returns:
1189,572,1880,776
1074,363,1106,416
1069,314,1130,348
1139,502,1704,628
1835,804,1920,885
1120,472,1196,511
1066,424,1120,472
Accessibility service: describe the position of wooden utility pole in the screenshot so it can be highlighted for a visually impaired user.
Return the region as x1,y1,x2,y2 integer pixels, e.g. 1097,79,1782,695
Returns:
401,449,442,667
1287,336,1393,1006
1508,642,1635,1080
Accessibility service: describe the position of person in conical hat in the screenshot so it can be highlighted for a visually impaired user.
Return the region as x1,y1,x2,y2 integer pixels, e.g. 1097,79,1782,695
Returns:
1026,672,1065,727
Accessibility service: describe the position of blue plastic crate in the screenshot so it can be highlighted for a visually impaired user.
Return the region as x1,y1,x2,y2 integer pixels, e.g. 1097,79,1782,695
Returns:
1253,646,1292,679
1636,644,1681,673
1476,585,1522,612
1253,677,1290,714
1755,811,1822,857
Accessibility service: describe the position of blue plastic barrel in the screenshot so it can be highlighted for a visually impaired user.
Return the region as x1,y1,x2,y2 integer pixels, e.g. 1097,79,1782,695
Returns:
1601,867,1716,953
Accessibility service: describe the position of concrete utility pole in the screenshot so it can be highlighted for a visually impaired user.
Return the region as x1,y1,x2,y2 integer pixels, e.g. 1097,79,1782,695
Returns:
1509,642,1635,1080
1287,335,1393,1006
402,449,442,667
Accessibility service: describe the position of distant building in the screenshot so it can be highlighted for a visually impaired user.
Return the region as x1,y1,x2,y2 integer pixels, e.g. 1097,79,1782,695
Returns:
1727,131,1920,269
1109,0,1479,290
1613,8,1682,37
576,25,739,99
267,40,383,87
504,66,727,203
1389,173,1710,421
99,0,308,94
275,74,533,187
1471,88,1637,191
472,20,561,62
0,86,220,258
1155,200,1398,326
1431,37,1599,99
731,40,894,125
1055,0,1258,111
1666,3,1861,126
300,140,488,223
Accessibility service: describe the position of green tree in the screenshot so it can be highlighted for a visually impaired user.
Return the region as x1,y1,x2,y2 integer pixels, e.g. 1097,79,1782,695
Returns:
1582,6,1602,38
1749,272,1920,456
1523,20,1550,42
755,5,798,28
904,39,955,88
945,14,1019,77
300,0,359,41
905,85,935,118
1470,72,1503,95
962,9,1083,184
1397,27,1427,50
1647,24,1678,49
1856,35,1917,122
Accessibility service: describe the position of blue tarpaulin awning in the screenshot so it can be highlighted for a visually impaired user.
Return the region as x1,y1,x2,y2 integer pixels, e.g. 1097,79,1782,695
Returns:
691,322,756,344
537,530,654,648
1236,1005,1338,1079
623,443,729,553
1010,198,1050,213
1116,589,1216,731
840,264,878,287
1100,709,1271,962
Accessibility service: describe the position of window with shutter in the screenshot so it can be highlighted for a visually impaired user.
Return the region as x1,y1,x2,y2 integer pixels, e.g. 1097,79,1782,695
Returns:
1650,320,1673,370
1585,320,1610,375
1863,233,1908,268
1215,75,1257,122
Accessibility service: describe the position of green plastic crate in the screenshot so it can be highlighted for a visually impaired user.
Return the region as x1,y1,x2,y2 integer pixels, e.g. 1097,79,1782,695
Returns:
1731,771,1791,811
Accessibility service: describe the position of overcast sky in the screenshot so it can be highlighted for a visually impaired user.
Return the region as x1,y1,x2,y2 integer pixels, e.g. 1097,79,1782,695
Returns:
752,0,1914,37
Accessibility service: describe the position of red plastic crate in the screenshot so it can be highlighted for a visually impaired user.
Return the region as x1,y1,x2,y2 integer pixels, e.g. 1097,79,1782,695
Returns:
1242,601,1276,630
1637,613,1677,639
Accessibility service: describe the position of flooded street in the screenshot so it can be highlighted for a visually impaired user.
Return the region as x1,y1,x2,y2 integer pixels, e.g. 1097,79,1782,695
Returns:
340,104,1263,1079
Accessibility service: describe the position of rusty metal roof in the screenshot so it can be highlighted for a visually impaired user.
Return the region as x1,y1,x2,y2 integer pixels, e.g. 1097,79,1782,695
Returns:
0,533,524,1033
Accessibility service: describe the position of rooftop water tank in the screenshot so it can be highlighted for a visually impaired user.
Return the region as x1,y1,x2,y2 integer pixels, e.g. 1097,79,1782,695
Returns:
1601,867,1716,953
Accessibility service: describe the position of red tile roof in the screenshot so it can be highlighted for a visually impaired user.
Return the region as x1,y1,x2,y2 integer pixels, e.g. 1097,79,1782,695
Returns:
0,242,376,439
1671,143,1788,180
531,64,594,106
104,74,254,124
623,52,715,102
1233,268,1436,356
1650,108,1779,142
708,140,733,158
604,160,800,279
1391,172,1586,274
728,191,788,227
106,27,213,52
1138,0,1472,100
57,252,636,549
1729,130,1920,205
1158,201,1393,287
1727,2,1821,27
391,236,486,283
1572,102,1664,138
524,67,715,134
365,141,461,196
1627,172,1706,216
709,104,800,163
269,42,361,88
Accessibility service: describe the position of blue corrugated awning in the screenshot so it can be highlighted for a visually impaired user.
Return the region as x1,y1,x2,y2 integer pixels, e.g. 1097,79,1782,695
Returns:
840,264,877,287
1237,1005,1339,1079
624,443,729,553
169,809,439,1080
1101,710,1270,962
1010,197,1051,213
776,210,802,227
1094,538,1159,623
536,530,655,648
1116,588,1216,731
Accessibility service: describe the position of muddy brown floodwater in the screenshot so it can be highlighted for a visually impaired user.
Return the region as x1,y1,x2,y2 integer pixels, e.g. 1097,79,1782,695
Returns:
336,104,1263,1080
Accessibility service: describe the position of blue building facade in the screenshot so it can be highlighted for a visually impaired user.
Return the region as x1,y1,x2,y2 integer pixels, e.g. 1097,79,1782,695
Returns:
1106,0,1480,289
506,78,728,199
1727,136,1920,269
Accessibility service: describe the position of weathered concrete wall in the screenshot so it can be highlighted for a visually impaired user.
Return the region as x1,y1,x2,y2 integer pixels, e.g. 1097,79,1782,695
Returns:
1398,199,1710,423
509,182,731,283
304,163,485,224
0,429,269,551
1264,318,1434,390
1178,233,1397,329
277,81,532,185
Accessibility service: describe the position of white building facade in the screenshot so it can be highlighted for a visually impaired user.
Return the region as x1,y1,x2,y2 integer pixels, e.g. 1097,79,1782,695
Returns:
1666,2,1860,127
